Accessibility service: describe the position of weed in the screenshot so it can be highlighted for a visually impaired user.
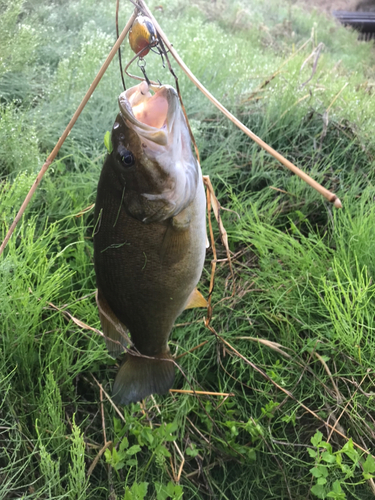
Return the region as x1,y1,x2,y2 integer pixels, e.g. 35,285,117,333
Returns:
308,431,375,499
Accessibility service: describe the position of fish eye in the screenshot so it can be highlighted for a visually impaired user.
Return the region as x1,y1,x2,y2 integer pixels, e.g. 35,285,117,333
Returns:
118,148,135,167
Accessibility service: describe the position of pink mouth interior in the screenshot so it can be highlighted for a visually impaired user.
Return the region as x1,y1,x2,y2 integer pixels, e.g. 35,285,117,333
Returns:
132,92,168,129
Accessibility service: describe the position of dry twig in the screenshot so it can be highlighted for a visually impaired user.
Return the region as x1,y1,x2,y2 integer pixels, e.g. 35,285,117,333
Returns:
87,441,112,477
169,389,234,397
91,375,125,423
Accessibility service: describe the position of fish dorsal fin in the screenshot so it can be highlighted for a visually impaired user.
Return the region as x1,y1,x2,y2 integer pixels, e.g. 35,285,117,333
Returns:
96,289,132,357
185,288,208,309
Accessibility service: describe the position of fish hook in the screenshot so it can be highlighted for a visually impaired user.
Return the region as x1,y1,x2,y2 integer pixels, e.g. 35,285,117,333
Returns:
150,44,167,69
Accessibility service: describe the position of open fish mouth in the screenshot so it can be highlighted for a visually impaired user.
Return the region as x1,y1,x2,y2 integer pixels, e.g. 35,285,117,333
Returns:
118,81,181,147
117,80,200,222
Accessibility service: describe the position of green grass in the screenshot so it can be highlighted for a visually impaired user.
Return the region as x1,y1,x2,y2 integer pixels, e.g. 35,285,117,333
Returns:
1,0,375,498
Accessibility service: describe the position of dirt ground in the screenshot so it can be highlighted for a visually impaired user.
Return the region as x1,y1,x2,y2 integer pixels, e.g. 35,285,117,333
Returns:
296,0,375,13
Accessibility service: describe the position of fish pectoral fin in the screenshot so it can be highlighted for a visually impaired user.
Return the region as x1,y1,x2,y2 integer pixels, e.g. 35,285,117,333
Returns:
160,220,191,266
96,289,131,357
184,287,208,309
112,352,175,405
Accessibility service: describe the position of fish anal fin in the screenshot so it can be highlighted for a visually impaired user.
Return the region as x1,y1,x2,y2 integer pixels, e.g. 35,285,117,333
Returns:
185,288,208,309
96,289,131,357
112,352,175,405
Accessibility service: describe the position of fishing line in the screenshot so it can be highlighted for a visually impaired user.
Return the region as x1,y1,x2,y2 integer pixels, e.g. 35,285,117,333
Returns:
116,0,126,90
124,45,160,85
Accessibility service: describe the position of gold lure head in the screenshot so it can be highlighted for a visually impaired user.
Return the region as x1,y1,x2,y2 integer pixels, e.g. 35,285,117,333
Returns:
129,15,158,57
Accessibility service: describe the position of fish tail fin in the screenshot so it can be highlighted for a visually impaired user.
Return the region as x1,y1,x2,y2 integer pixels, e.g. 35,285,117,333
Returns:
112,352,175,405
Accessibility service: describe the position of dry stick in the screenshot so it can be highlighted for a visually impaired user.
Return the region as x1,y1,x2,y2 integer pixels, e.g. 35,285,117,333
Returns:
100,387,107,445
91,374,126,423
235,336,292,359
203,175,235,314
87,441,113,477
169,440,185,482
138,0,342,209
205,180,217,326
47,301,105,338
299,42,324,89
269,186,298,198
0,10,137,257
169,389,234,397
175,340,209,360
314,351,342,403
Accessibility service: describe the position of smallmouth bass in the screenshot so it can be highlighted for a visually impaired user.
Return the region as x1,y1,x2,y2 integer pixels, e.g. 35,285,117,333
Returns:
94,81,207,405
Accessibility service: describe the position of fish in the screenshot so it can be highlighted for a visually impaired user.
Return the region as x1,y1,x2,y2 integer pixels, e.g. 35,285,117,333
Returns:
93,80,207,405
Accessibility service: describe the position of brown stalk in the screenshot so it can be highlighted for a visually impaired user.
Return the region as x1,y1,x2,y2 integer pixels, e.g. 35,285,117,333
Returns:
0,10,137,257
91,374,126,423
47,301,105,338
314,351,342,403
169,389,234,397
100,387,107,445
203,174,235,323
205,177,217,326
170,440,185,482
175,340,209,360
235,336,292,359
137,0,342,209
87,441,112,477
269,186,298,198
